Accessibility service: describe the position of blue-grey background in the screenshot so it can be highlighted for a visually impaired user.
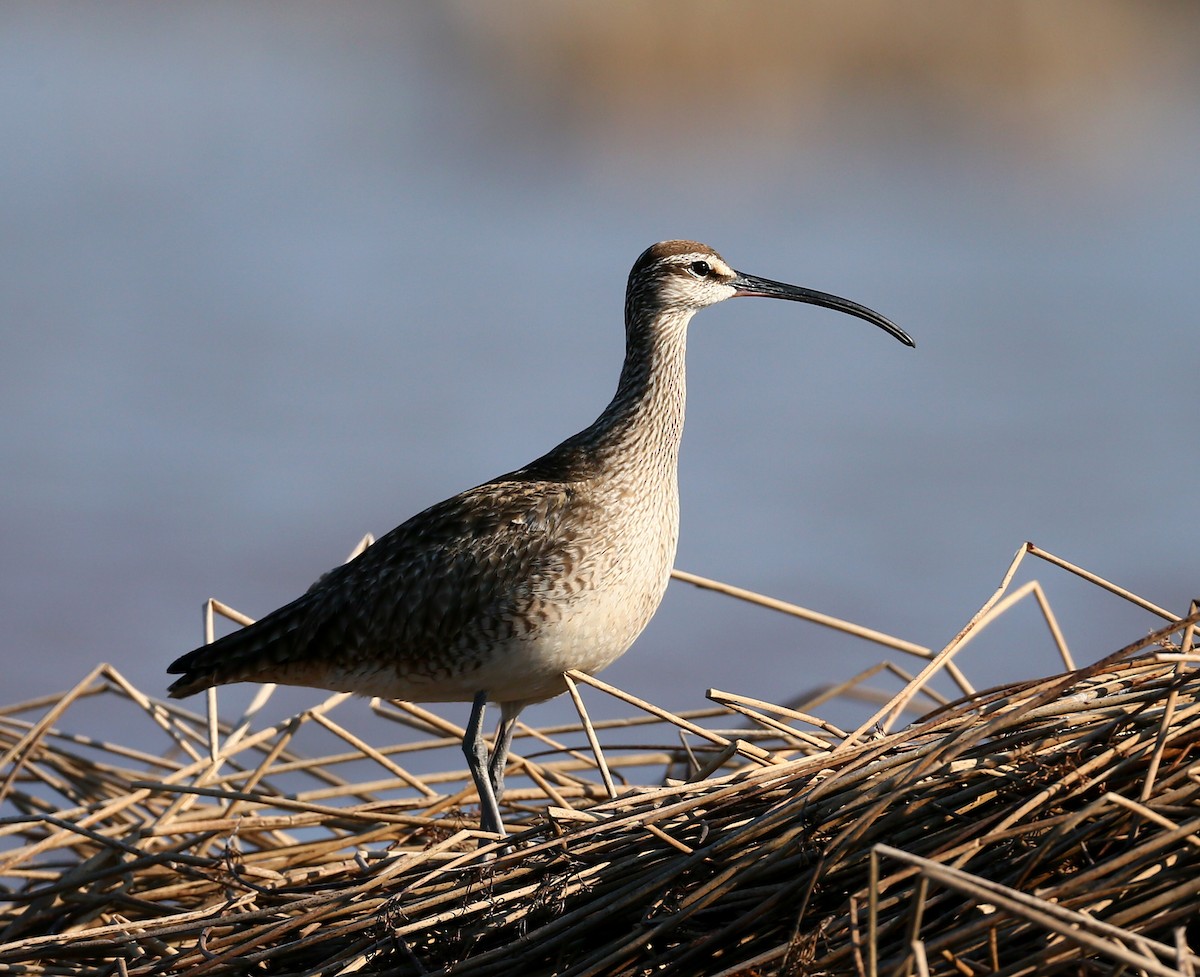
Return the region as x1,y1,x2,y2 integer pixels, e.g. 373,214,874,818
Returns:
2,4,1197,739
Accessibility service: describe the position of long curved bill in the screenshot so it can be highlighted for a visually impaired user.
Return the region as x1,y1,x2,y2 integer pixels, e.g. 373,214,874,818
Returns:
730,271,915,347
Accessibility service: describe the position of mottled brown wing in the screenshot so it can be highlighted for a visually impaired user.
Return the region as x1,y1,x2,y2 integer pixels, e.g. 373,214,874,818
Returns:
166,475,597,698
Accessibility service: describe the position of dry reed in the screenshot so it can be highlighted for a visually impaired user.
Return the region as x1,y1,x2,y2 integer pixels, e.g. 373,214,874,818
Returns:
1,542,1197,975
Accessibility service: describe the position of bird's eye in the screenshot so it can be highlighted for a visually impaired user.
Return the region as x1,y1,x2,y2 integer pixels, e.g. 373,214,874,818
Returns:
688,260,712,278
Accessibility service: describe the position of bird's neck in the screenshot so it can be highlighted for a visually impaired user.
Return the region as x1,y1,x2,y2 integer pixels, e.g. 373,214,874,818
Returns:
584,308,692,470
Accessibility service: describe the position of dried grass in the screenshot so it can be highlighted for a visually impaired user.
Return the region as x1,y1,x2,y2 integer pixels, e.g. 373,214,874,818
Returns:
2,542,1198,976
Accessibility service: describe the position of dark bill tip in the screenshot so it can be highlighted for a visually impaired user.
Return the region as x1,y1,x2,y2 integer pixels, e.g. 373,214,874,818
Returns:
730,271,915,348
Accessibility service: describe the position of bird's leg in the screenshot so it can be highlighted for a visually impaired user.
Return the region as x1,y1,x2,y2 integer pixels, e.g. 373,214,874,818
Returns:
463,691,506,838
488,702,524,801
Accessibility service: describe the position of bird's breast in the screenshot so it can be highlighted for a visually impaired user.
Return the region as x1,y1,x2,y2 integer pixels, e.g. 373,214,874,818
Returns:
465,475,680,704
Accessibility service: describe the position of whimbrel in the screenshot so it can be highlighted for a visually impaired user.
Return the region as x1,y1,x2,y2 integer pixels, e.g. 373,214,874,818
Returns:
168,240,914,837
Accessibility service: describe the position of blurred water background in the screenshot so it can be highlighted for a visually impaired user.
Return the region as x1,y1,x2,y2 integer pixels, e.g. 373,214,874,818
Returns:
2,3,1198,741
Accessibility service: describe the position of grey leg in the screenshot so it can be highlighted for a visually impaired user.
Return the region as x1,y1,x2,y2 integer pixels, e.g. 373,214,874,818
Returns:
463,691,505,838
488,701,524,801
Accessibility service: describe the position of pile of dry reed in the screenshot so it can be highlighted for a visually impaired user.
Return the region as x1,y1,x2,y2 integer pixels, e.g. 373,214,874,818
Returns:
2,544,1198,976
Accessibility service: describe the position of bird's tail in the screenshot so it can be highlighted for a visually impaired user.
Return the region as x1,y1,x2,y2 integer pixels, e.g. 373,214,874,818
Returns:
166,592,312,699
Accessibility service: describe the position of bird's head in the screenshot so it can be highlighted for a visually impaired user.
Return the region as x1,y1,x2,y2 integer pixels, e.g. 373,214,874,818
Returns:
626,239,914,347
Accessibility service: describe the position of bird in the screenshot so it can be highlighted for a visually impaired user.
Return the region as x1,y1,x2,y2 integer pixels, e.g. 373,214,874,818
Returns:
167,240,914,838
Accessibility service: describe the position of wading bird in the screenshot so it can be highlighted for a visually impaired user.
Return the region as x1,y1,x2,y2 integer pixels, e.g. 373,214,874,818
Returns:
168,240,914,837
